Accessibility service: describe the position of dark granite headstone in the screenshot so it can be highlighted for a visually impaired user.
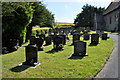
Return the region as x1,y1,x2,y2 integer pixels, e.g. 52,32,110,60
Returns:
30,36,36,45
83,33,90,40
36,37,44,51
45,36,52,45
72,34,80,45
23,45,39,66
53,36,64,51
9,39,19,51
72,41,88,56
90,34,99,45
101,33,107,40
60,35,66,45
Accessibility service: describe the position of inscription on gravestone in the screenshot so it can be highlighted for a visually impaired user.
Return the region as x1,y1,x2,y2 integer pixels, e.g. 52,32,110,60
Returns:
72,41,88,56
90,34,99,45
102,33,107,40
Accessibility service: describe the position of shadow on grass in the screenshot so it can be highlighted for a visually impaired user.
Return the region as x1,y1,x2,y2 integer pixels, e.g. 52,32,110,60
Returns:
88,43,98,46
68,56,84,60
10,65,30,72
46,49,64,54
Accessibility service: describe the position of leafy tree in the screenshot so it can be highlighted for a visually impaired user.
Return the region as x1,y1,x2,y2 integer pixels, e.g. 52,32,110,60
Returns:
74,4,105,28
2,2,34,46
25,2,54,42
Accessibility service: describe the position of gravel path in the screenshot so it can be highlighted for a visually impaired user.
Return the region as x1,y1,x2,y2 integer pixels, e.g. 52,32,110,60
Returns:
95,34,119,78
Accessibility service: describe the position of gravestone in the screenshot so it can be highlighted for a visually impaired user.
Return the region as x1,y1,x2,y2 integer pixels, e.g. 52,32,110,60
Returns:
23,44,39,66
90,34,99,45
102,33,108,40
72,34,81,45
60,35,66,45
53,36,64,51
83,33,90,40
36,37,44,51
72,41,88,56
45,36,52,45
30,36,36,45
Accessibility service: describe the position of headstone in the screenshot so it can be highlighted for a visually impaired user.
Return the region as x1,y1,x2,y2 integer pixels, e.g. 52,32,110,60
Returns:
83,33,90,40
53,36,64,51
72,34,81,45
60,35,66,45
45,36,52,45
72,41,88,56
30,36,36,45
101,33,108,40
23,44,39,66
90,34,99,45
36,37,44,51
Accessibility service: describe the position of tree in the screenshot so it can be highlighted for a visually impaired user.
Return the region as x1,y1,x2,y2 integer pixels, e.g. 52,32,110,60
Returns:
2,2,34,46
25,2,55,42
74,4,105,28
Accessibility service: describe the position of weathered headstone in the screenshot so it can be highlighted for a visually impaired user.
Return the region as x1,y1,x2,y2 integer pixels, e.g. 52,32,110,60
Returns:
72,41,88,56
36,37,44,51
90,34,99,45
101,33,108,40
53,36,64,51
23,44,39,66
45,36,52,45
30,36,36,45
83,33,90,40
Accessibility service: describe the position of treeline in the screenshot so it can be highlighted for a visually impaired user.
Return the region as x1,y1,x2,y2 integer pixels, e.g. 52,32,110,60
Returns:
74,4,105,29
2,2,55,47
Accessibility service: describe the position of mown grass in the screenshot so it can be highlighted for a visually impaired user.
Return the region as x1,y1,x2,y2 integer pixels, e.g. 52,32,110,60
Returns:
1,34,114,78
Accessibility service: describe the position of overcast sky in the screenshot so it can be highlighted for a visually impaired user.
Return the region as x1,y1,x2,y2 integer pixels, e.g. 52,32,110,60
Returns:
42,0,112,23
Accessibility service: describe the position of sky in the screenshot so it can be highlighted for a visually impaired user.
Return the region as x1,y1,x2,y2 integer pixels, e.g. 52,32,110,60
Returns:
42,0,112,23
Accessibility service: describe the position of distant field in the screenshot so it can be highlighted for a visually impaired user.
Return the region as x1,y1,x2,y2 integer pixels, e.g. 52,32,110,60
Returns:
55,22,75,28
56,22,75,26
32,27,50,31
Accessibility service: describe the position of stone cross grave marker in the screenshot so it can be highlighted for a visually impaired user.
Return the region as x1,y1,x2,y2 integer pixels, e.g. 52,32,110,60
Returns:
72,41,88,56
